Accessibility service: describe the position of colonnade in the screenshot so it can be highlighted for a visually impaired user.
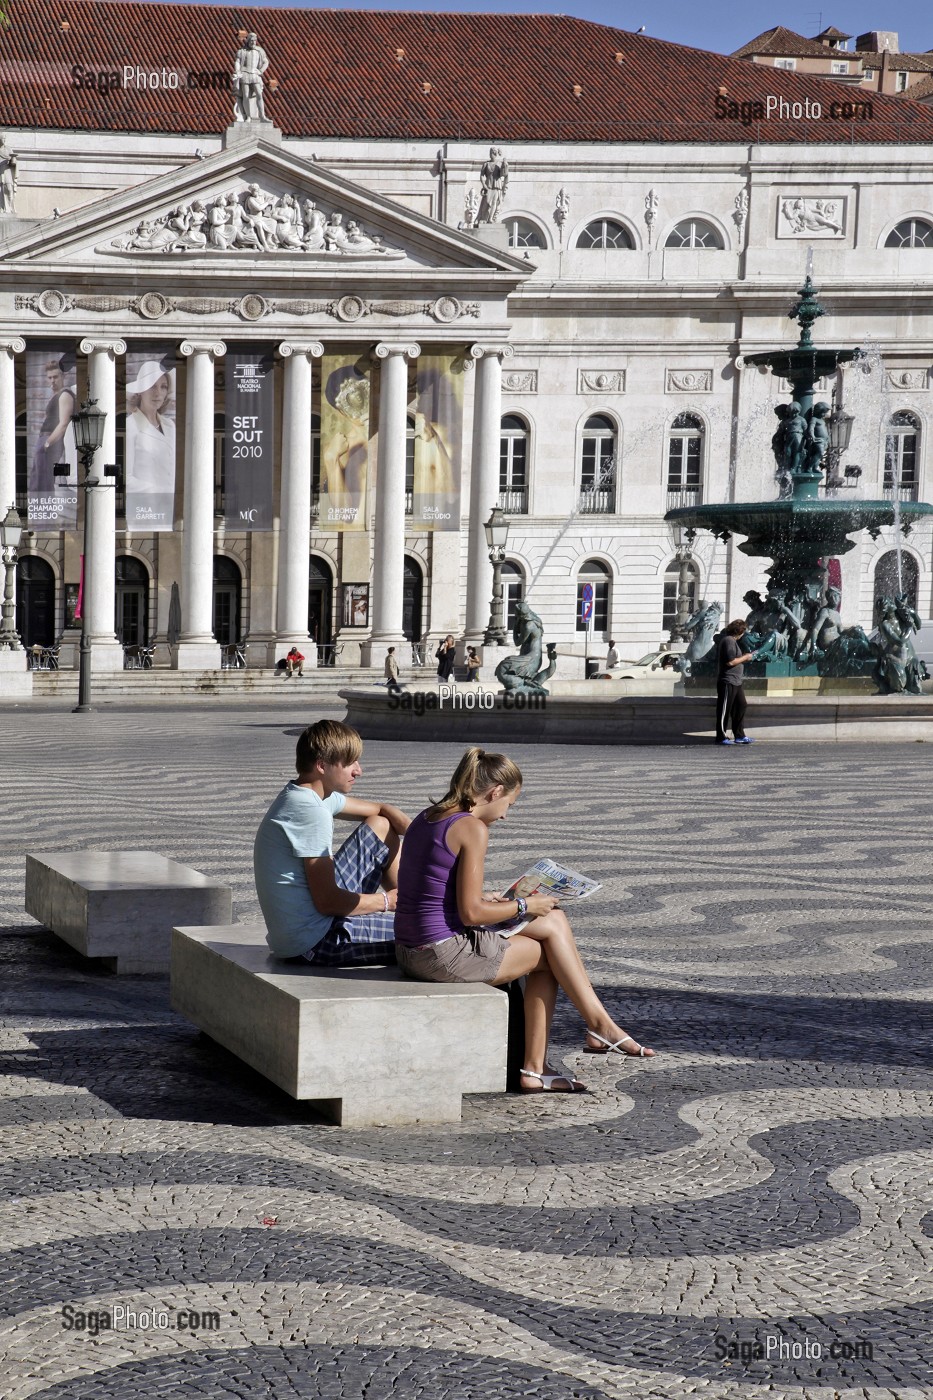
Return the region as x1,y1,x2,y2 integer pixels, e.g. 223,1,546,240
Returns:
3,336,512,669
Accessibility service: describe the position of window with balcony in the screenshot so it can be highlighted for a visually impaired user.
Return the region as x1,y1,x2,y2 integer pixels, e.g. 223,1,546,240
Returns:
884,410,920,500
576,558,611,634
579,414,616,513
665,219,724,250
576,218,634,250
662,558,699,635
666,412,704,507
499,414,528,513
505,217,547,250
885,218,933,248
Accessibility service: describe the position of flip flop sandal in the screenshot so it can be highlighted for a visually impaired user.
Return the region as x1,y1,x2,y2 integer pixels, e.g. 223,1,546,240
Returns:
520,1068,588,1093
583,1032,655,1057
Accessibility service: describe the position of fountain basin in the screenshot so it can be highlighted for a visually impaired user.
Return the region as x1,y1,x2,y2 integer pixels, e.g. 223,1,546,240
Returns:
667,498,933,563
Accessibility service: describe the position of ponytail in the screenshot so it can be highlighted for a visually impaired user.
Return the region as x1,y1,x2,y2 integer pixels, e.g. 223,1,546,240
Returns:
429,746,523,818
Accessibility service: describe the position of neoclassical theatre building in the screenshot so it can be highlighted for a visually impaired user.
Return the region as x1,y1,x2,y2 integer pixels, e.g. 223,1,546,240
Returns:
3,0,933,672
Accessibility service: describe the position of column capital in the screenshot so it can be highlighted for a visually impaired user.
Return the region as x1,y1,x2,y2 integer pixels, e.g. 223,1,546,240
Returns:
0,338,25,356
374,342,420,361
279,341,324,359
468,344,514,363
180,340,226,359
78,338,127,358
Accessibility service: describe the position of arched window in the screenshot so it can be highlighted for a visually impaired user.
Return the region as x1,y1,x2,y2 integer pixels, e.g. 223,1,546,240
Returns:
504,217,546,250
576,558,611,634
665,219,724,249
499,414,528,513
874,550,919,624
15,411,27,512
212,555,242,644
404,415,416,516
576,218,634,250
579,414,616,513
885,219,933,249
115,555,149,646
311,413,321,521
213,412,225,515
662,558,699,636
884,410,920,500
667,412,704,506
501,559,525,631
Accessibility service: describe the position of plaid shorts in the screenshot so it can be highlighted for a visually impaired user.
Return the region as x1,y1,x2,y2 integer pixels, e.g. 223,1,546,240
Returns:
302,822,396,968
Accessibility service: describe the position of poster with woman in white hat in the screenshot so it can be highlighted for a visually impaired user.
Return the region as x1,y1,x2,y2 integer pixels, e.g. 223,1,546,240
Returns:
125,351,176,531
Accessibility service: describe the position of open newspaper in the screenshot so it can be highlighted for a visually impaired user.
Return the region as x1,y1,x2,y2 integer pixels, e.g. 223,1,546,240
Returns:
484,858,601,936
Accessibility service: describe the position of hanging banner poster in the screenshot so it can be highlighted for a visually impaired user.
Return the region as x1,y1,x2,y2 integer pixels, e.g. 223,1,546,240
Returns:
412,353,464,531
225,347,275,530
319,353,373,531
26,347,78,530
125,348,177,532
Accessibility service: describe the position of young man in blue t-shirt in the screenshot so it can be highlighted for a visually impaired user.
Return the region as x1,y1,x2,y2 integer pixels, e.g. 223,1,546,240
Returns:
254,719,411,966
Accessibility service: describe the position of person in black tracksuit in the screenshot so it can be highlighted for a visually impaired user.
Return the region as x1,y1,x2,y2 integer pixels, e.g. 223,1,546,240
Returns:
715,618,756,745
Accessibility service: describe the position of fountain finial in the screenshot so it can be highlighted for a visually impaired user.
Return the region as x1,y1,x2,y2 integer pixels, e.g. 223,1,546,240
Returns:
789,274,825,350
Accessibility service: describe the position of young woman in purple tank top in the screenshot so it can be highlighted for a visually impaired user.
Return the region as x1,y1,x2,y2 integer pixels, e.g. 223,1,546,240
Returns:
395,747,655,1093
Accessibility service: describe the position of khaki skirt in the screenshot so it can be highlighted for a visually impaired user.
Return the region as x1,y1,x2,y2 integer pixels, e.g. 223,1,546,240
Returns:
396,928,509,983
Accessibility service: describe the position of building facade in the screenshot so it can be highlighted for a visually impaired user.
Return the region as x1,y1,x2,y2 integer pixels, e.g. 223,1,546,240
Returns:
3,1,933,673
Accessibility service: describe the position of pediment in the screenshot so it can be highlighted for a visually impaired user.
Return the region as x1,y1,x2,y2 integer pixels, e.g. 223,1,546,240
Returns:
0,135,529,280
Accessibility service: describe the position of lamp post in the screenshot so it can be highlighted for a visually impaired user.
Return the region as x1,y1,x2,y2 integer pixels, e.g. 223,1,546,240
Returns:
0,502,23,651
53,397,115,713
670,523,697,643
483,505,510,646
823,395,854,490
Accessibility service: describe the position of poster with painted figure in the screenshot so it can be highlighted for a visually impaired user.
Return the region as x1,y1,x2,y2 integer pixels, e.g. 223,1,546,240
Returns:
318,353,373,531
27,347,78,530
125,348,177,532
412,353,464,531
225,348,275,530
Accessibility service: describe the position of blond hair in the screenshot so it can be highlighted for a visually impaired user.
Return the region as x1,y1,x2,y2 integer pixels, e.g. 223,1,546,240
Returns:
429,747,522,818
295,720,362,774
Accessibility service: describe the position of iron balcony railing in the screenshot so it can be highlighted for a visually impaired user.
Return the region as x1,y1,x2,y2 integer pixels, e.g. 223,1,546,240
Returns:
577,485,615,514
497,487,528,514
666,484,702,509
882,481,919,502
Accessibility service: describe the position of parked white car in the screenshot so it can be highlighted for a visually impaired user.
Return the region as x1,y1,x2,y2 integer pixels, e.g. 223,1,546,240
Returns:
614,650,682,678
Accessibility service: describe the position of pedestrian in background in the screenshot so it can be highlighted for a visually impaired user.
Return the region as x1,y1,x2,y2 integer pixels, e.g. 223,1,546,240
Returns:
435,634,456,682
606,640,619,669
384,646,403,695
715,619,755,745
466,646,481,682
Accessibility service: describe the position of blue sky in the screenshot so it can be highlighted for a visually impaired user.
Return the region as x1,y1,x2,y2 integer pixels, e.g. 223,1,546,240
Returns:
231,0,931,57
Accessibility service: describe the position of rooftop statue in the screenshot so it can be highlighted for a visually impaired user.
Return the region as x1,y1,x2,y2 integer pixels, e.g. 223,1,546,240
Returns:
477,147,509,225
233,33,270,123
0,135,17,215
494,601,557,696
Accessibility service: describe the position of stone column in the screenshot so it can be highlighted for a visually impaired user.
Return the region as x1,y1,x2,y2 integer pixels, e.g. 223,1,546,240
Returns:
465,344,512,640
176,339,225,670
78,338,126,672
277,341,323,664
365,341,420,666
0,338,25,519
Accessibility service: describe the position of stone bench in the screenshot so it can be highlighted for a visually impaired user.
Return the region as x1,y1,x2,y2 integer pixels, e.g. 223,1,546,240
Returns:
25,850,233,974
171,923,508,1127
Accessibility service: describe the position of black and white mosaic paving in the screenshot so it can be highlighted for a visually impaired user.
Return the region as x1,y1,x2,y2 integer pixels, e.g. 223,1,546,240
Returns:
2,701,933,1398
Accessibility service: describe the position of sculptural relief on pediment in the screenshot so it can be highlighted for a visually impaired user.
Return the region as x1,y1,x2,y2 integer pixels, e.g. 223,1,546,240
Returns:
777,195,847,239
99,183,406,259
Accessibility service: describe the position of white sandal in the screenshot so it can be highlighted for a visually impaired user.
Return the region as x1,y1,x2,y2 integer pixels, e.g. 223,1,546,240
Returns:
520,1068,588,1093
584,1032,655,1058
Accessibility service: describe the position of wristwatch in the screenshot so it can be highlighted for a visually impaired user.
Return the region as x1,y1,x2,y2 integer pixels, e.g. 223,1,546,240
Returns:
515,895,528,919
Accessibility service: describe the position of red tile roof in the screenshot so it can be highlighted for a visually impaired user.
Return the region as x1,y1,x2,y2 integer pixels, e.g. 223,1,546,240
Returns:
2,0,933,144
732,27,835,59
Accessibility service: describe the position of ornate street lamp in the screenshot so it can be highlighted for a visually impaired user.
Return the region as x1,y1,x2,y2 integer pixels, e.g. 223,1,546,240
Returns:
669,523,697,642
0,503,24,651
53,397,116,713
483,505,510,646
823,397,855,489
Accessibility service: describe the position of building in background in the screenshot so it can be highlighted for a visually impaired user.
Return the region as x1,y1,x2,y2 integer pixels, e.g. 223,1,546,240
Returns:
733,24,933,99
2,0,933,673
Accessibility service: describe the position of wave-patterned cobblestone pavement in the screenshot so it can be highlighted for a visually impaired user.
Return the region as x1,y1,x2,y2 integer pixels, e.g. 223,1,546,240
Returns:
1,703,933,1398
